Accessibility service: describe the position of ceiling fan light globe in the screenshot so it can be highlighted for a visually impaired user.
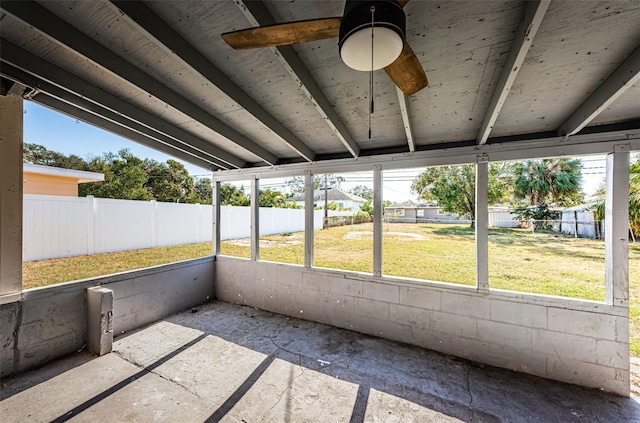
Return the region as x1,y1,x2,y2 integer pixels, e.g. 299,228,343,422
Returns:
340,27,403,71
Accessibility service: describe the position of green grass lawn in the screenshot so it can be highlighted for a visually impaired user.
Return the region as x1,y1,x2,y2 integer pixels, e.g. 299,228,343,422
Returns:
23,223,640,355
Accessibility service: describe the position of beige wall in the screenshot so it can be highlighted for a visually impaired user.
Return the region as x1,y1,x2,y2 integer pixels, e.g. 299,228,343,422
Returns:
23,172,78,196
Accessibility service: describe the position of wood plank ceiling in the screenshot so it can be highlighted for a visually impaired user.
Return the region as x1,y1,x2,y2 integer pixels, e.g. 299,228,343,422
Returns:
1,0,639,171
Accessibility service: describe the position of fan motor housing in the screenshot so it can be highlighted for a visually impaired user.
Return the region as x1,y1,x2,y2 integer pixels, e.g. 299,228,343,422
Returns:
339,0,406,71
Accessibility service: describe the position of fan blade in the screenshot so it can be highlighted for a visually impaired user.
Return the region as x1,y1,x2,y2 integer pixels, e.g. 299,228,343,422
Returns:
384,43,428,96
222,17,342,50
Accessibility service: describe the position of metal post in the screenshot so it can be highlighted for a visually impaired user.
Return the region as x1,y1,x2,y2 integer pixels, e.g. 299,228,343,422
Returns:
324,173,329,229
251,178,259,261
212,181,220,255
373,166,382,277
475,157,489,291
304,173,314,268
605,145,630,306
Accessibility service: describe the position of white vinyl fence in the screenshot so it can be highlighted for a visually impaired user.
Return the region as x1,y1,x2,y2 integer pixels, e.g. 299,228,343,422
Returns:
489,207,601,238
559,209,600,239
488,209,520,228
219,205,323,240
23,195,323,262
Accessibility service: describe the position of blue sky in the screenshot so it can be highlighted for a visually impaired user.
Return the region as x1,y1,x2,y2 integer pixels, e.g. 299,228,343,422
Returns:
23,101,212,178
23,100,605,200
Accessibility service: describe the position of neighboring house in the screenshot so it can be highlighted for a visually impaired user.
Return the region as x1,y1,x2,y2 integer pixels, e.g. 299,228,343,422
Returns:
289,187,366,213
384,203,462,223
23,163,104,196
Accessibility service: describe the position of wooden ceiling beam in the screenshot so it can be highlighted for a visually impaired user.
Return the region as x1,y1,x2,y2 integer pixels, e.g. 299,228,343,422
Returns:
0,39,245,169
235,0,361,158
1,0,279,165
110,1,317,162
476,0,550,145
559,45,640,137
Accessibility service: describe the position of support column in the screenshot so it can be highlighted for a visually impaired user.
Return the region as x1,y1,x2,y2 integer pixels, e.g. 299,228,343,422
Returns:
212,181,220,255
0,94,23,304
605,145,630,306
476,156,489,291
251,178,259,261
304,172,314,268
373,166,382,277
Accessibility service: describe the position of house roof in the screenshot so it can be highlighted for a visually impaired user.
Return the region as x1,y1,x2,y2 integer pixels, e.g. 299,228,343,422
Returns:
1,1,638,172
290,187,365,203
386,202,435,209
561,202,598,212
23,163,104,183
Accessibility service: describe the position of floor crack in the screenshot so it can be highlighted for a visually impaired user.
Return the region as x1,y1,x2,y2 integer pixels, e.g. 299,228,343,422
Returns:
261,340,306,419
112,350,217,406
466,366,474,422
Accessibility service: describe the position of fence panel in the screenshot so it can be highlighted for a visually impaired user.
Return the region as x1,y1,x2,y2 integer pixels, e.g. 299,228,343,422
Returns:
156,202,203,246
199,206,213,242
23,195,89,261
488,210,519,228
560,210,598,238
219,205,250,241
93,198,154,254
23,197,334,261
259,207,305,236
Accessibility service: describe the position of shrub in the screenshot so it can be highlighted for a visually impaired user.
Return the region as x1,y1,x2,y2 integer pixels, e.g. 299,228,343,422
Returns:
512,204,559,229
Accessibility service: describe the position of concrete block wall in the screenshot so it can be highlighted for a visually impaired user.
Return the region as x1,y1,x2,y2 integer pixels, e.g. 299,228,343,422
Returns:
0,257,214,377
214,256,629,396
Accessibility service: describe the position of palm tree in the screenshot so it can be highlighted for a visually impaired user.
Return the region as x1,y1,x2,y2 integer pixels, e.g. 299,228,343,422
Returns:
631,160,640,237
592,157,639,238
513,158,583,206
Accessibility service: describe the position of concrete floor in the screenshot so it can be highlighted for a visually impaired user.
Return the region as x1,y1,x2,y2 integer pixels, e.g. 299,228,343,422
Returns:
2,301,639,422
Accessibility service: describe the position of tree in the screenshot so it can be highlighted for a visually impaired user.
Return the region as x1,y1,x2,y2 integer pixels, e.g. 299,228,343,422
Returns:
593,157,640,237
192,178,213,204
359,199,391,216
512,204,560,230
411,163,510,226
631,159,640,237
349,185,373,201
142,159,195,203
285,174,345,196
24,142,87,170
259,189,289,208
23,143,210,203
513,158,583,207
80,149,153,200
220,183,250,206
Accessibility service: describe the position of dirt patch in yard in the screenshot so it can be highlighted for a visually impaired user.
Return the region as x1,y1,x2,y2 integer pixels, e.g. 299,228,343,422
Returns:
344,231,428,241
226,238,303,248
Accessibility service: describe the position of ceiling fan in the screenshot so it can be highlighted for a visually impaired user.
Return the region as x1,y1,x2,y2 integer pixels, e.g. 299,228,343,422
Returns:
222,0,428,96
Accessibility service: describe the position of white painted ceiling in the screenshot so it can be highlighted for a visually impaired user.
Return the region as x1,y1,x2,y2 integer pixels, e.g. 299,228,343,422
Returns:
1,0,639,170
